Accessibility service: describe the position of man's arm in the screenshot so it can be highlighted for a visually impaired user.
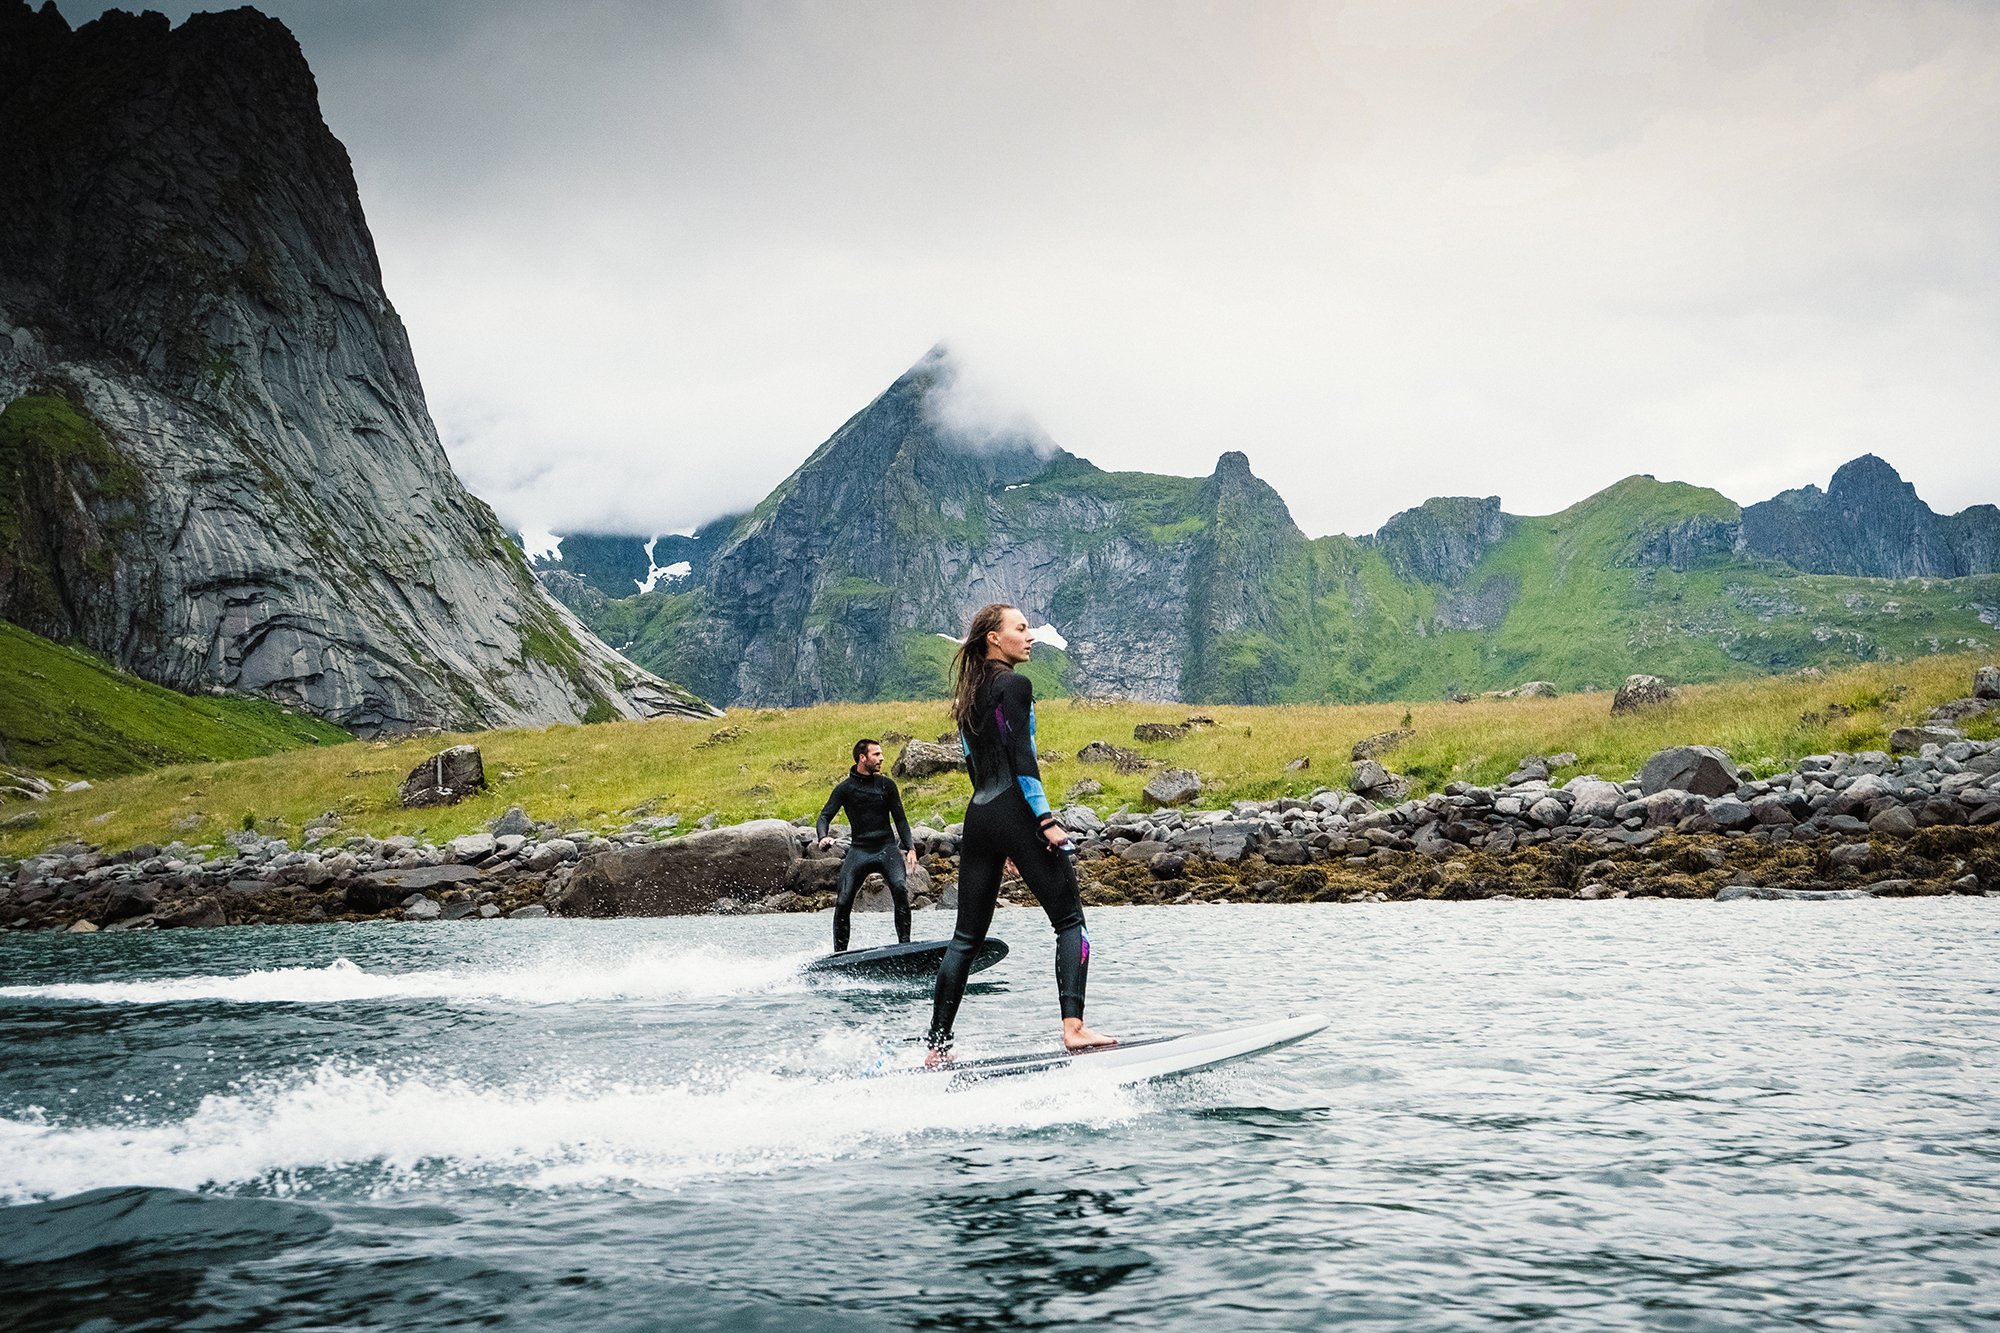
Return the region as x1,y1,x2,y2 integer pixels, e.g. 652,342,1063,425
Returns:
815,779,848,843
887,778,914,851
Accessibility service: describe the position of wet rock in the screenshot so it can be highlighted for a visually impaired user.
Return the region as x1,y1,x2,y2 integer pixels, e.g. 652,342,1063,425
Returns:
1869,806,1918,838
1263,837,1310,865
1577,882,1626,900
1829,843,1873,869
1716,885,1867,901
157,896,226,929
524,838,579,872
1612,674,1675,714
345,863,485,912
1746,793,1797,827
66,918,98,932
1638,745,1738,797
551,818,801,917
399,746,486,808
403,896,442,920
507,904,550,919
1169,821,1264,862
892,739,965,779
1707,796,1756,831
102,883,158,921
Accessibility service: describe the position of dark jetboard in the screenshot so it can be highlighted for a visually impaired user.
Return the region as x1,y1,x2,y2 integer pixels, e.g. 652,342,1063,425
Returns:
909,1013,1329,1089
804,937,1008,982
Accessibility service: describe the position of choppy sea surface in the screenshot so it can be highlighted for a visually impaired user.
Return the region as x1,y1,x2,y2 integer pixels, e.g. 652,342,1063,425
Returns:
0,902,1994,1331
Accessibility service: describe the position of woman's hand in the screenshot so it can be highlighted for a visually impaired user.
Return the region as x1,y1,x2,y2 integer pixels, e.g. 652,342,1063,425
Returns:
1042,823,1069,849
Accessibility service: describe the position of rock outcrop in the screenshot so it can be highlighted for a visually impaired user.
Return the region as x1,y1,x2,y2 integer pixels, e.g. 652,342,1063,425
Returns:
1366,496,1510,585
0,3,711,733
549,819,800,916
1740,455,2000,578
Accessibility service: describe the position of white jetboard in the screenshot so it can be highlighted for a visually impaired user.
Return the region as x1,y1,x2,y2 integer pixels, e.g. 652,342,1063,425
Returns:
908,1013,1329,1089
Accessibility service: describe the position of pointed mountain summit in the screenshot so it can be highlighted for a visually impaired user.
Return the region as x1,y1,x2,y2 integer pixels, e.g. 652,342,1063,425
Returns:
1741,454,2000,578
628,347,1309,706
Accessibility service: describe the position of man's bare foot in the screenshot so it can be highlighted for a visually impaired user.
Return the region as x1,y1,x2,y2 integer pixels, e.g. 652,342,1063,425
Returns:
1062,1019,1116,1051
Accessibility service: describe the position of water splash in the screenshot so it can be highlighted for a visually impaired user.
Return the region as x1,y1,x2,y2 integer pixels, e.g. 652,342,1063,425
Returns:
0,1056,1144,1204
0,947,820,1007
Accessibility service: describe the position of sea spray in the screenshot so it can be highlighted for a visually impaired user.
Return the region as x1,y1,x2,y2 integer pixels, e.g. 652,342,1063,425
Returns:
0,1055,1146,1204
0,944,821,1007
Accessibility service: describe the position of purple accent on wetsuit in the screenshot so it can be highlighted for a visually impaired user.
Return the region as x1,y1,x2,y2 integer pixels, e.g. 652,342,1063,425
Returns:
1080,933,1090,962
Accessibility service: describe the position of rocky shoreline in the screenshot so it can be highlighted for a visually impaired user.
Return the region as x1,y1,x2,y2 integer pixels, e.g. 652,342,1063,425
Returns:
6,725,1997,932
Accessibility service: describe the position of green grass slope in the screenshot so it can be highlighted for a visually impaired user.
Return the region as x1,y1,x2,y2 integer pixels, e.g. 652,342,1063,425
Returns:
7,651,1992,860
0,619,350,781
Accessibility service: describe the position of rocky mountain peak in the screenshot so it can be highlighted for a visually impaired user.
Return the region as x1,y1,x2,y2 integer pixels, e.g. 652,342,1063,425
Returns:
0,1,710,731
1740,454,1999,579
1367,496,1509,585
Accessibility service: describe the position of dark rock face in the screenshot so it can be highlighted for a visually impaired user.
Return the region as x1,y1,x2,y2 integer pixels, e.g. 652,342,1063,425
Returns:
0,3,709,733
1613,675,1675,714
398,745,486,808
1635,515,1742,571
550,820,800,916
1366,496,1510,585
1740,455,2000,578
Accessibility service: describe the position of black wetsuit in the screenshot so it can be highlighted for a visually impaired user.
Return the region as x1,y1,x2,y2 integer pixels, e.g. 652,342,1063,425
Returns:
816,768,914,951
928,665,1089,1051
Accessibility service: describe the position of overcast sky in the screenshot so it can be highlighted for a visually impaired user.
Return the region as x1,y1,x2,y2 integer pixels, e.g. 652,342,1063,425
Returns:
60,1,2000,540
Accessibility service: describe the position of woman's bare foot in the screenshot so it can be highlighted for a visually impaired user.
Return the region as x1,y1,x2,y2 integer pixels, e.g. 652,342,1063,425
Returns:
924,1046,953,1069
1063,1018,1116,1051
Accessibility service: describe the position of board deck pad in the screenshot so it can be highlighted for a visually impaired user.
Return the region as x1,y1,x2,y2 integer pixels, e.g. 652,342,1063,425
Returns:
909,1013,1330,1088
803,937,1008,981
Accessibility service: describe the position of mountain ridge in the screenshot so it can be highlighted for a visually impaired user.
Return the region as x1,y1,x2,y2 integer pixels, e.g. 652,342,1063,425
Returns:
534,349,2000,706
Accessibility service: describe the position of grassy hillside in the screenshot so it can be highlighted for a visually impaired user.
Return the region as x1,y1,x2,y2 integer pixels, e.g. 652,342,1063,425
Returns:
6,651,1991,860
0,619,350,781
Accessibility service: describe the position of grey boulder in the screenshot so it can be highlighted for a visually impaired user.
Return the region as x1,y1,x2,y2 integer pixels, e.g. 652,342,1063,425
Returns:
550,819,802,917
399,746,486,808
1143,768,1203,807
892,740,965,779
1638,745,1738,797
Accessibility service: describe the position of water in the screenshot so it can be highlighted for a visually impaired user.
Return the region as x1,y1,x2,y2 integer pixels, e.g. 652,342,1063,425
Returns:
0,902,1994,1331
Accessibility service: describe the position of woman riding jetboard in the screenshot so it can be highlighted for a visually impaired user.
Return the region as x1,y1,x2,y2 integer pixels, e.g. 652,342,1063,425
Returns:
926,603,1114,1064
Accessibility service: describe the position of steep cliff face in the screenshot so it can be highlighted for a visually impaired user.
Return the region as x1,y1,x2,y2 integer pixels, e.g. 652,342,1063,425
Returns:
0,3,709,731
1740,455,2000,578
1366,496,1510,585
